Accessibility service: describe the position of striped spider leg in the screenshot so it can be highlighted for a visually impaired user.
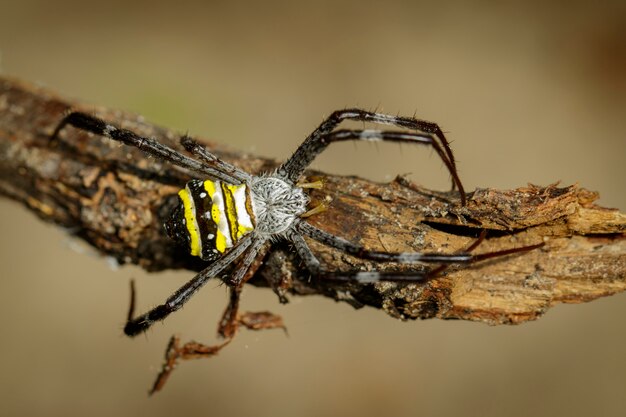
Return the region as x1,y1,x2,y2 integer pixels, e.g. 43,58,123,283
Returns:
278,108,466,203
291,222,543,283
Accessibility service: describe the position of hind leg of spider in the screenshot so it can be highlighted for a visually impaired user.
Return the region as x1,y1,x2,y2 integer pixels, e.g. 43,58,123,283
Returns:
149,286,286,395
426,230,488,278
126,281,228,394
124,234,255,337
217,242,286,339
278,108,460,193
179,135,250,183
218,286,287,340
149,241,285,394
280,127,466,205
149,286,244,395
50,111,242,184
290,229,486,276
294,221,544,282
290,231,430,282
216,241,281,339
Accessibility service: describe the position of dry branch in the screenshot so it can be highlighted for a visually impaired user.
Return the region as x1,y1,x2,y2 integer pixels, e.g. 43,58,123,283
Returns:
1,76,624,326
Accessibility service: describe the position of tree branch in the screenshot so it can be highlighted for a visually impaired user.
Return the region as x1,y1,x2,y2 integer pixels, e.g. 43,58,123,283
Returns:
1,76,624,326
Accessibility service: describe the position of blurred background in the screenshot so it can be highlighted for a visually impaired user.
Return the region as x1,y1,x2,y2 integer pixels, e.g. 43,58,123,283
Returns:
1,1,625,416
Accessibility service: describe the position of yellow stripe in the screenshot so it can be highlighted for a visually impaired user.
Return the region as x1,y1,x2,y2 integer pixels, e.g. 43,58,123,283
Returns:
215,232,227,253
178,187,201,257
204,180,227,253
203,180,216,199
203,180,222,224
230,184,254,238
237,221,253,238
223,183,254,239
222,183,239,243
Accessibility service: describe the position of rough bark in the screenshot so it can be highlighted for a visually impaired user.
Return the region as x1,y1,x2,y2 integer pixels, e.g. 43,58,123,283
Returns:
1,76,624,326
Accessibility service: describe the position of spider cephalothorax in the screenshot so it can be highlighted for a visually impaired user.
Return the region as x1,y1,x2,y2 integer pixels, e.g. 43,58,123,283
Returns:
248,175,309,236
51,108,542,393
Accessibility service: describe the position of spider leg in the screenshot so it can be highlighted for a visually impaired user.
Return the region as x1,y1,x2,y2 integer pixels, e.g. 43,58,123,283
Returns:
262,252,294,304
290,232,321,275
149,240,284,395
281,127,465,205
179,135,251,183
297,221,471,263
296,221,543,282
149,289,285,395
426,230,488,277
290,227,431,282
124,233,255,337
217,240,284,338
213,237,268,340
278,108,462,197
216,239,285,338
217,281,286,338
51,111,241,184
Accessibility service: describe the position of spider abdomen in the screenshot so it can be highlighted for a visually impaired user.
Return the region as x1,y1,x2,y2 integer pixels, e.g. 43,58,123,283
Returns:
165,179,256,261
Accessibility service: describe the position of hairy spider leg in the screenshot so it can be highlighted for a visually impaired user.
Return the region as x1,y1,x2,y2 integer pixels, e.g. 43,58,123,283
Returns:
425,230,488,278
296,128,464,204
290,232,321,273
279,128,466,205
294,221,544,283
179,135,251,183
148,242,284,395
124,233,257,336
279,108,458,178
51,111,244,184
277,108,463,199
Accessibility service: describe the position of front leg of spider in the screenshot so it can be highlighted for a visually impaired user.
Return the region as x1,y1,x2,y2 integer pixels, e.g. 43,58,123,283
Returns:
278,109,466,203
278,110,544,282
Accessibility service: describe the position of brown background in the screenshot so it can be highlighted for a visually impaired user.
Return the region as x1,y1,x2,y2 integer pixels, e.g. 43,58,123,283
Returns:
1,1,625,416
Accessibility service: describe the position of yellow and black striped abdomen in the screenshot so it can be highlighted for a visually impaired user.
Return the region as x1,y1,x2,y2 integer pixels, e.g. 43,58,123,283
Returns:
164,179,256,261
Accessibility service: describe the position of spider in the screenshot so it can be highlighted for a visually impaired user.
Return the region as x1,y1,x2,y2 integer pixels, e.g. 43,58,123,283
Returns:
51,108,543,393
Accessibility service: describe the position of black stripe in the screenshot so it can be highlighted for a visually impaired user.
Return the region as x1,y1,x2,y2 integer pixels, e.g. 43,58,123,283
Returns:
186,179,219,261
